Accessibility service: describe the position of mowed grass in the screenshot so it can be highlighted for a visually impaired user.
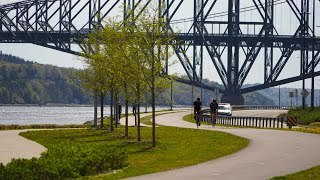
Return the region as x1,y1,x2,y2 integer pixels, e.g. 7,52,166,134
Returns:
20,124,249,179
139,111,180,125
272,165,320,180
271,125,320,179
183,113,212,126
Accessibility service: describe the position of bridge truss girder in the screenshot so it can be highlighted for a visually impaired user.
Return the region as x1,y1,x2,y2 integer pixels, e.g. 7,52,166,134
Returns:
0,0,320,105
0,0,121,54
172,0,320,104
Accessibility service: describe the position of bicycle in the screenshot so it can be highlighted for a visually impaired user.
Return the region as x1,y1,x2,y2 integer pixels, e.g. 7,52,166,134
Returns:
194,110,201,127
210,110,217,127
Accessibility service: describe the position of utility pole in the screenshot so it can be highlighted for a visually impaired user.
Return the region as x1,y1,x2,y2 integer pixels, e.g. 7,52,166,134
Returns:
279,86,281,107
191,84,194,120
311,0,315,110
300,0,309,110
201,84,203,104
295,89,298,107
215,88,219,103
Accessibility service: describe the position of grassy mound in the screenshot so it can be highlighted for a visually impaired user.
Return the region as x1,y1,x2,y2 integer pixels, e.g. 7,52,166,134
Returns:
6,125,248,179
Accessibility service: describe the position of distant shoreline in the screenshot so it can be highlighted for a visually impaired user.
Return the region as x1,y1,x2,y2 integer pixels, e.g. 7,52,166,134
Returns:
0,104,191,108
0,104,93,107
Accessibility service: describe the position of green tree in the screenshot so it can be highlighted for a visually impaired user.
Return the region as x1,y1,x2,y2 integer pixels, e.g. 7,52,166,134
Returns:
79,20,124,131
131,4,174,147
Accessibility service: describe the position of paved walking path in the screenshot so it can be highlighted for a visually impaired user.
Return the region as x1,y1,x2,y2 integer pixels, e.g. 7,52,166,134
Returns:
1,110,320,180
0,111,181,167
0,110,183,165
0,130,46,165
123,111,320,180
119,110,185,127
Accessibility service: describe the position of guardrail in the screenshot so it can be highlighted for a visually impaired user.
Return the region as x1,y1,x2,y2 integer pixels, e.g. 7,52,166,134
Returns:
232,105,292,110
201,115,287,128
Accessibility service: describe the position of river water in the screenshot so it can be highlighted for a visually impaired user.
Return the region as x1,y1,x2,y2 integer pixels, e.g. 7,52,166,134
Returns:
0,105,186,125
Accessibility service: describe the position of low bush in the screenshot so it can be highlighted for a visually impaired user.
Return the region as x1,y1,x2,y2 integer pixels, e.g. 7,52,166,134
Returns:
17,126,248,179
0,144,127,179
281,107,320,125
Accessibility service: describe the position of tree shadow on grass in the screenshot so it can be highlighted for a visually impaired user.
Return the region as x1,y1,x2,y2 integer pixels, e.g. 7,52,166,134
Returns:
122,140,170,154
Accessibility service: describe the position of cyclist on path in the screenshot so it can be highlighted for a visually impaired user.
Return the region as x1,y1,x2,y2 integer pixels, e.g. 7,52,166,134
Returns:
193,98,202,126
209,99,218,127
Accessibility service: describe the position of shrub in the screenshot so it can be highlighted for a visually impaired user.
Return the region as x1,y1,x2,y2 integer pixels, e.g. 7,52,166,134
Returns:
0,145,127,179
283,107,320,125
0,163,5,179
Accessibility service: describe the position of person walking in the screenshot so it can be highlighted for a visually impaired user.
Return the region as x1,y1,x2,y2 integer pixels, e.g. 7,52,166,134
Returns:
118,104,122,124
132,104,137,126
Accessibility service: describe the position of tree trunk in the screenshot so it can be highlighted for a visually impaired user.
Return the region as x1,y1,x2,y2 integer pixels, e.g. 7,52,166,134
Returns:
125,85,129,137
100,91,104,129
151,87,156,147
94,93,98,128
145,93,148,113
110,90,114,132
151,55,156,147
137,83,141,142
170,80,173,111
134,105,137,126
115,94,118,127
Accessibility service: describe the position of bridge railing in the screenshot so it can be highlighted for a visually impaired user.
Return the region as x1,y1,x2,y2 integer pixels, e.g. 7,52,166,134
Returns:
201,114,287,128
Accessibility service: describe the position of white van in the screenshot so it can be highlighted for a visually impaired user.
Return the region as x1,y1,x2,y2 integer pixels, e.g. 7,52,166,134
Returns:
218,103,232,116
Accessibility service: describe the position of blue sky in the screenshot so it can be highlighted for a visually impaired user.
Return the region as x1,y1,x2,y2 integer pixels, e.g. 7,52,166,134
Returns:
0,0,320,89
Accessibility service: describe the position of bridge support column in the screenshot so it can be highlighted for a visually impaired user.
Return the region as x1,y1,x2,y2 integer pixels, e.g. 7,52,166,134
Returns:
221,90,244,105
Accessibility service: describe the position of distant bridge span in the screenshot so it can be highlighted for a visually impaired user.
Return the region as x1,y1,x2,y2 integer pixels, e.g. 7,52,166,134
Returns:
0,0,320,104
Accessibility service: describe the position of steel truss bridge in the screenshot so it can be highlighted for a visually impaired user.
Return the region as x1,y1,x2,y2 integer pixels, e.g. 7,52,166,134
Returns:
0,0,320,104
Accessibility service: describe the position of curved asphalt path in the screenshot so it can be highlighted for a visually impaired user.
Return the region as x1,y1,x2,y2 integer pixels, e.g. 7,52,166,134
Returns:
0,111,181,166
1,110,319,180
123,111,320,180
0,130,46,165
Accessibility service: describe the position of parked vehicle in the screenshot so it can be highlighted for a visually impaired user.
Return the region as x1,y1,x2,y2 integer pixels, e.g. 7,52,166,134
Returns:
218,103,232,116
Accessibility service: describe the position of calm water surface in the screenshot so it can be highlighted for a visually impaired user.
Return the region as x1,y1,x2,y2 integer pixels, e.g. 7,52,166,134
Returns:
0,106,184,125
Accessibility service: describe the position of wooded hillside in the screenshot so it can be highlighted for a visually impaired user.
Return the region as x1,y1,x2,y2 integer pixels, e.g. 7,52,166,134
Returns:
0,52,294,106
0,53,91,104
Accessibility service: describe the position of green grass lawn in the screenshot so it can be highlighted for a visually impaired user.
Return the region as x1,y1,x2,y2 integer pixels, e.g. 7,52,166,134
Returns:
183,113,212,126
271,126,320,179
139,111,179,125
20,124,249,179
272,108,320,179
271,165,320,180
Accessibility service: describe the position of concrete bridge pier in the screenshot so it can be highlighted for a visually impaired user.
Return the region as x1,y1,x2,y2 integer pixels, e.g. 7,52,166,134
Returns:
221,90,244,105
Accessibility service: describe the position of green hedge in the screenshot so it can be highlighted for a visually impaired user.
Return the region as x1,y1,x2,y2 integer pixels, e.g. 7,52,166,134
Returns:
0,144,127,180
